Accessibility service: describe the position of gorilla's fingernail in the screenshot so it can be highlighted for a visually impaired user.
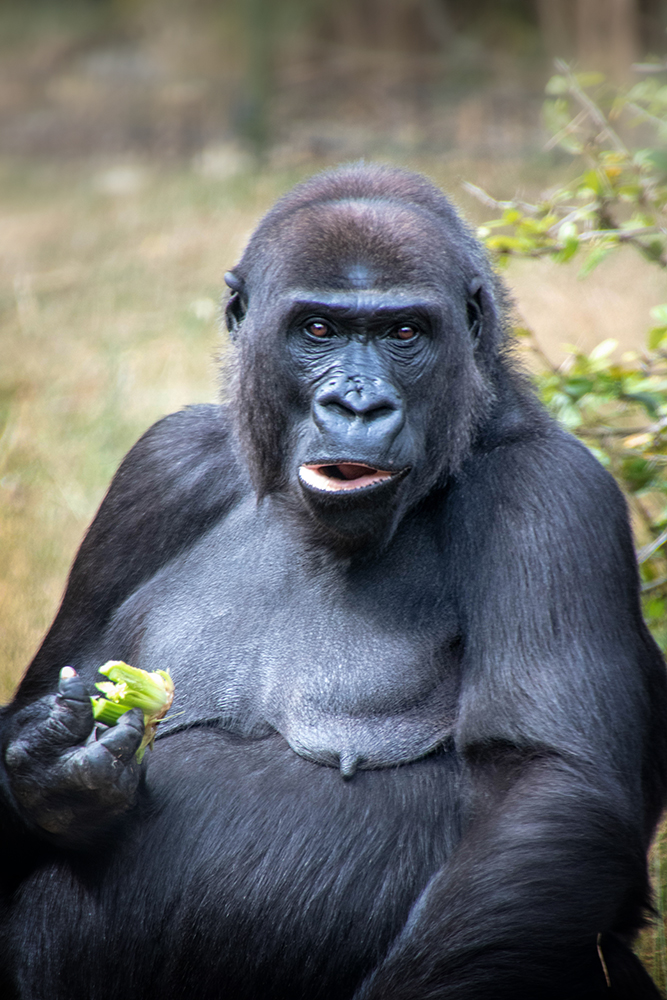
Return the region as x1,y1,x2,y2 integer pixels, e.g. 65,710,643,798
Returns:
57,667,89,704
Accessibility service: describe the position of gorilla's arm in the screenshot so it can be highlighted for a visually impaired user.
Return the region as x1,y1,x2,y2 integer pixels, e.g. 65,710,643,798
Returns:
0,404,245,845
15,404,244,706
355,433,667,1000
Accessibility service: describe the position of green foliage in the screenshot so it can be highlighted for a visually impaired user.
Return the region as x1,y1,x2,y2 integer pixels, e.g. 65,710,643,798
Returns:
469,61,667,654
532,333,667,650
471,60,667,275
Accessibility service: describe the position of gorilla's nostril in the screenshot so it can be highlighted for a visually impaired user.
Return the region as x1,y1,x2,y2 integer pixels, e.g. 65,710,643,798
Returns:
316,379,401,423
326,400,357,420
366,405,394,422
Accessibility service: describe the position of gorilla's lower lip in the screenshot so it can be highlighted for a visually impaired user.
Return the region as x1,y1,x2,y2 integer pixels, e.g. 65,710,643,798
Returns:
299,463,399,493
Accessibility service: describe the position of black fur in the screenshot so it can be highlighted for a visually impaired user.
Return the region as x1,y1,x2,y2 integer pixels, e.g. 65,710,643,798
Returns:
1,164,666,999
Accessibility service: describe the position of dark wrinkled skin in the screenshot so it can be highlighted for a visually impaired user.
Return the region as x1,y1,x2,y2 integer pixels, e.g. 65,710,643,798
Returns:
0,164,666,1000
4,672,144,841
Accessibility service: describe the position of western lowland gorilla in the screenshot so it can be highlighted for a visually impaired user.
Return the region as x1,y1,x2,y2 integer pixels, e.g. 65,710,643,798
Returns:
0,164,666,1000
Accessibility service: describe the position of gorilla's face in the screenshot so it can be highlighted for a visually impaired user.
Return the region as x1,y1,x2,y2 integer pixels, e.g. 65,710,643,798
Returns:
285,284,453,542
229,189,495,545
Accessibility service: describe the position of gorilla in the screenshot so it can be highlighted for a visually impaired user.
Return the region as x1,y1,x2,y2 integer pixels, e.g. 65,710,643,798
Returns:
0,164,666,1000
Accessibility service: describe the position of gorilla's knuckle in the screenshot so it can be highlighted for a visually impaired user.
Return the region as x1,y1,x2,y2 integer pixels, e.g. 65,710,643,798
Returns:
64,742,116,791
4,739,31,772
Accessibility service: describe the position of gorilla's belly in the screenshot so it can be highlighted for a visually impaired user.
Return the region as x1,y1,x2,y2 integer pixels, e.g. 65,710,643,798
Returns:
92,501,462,775
7,729,462,1000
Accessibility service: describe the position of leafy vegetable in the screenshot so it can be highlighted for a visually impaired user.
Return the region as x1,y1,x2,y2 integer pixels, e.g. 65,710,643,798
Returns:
90,660,175,761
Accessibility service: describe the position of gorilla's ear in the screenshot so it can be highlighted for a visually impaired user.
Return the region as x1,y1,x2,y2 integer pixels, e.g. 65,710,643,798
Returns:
224,271,247,340
466,277,484,347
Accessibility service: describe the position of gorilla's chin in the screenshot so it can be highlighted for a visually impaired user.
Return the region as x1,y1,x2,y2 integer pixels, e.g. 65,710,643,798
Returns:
297,467,409,545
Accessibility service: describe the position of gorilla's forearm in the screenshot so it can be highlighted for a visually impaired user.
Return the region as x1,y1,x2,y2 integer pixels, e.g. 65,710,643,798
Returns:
354,757,656,999
13,405,246,710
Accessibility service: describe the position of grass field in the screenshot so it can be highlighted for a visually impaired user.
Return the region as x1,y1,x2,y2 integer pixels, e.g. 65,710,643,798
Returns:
1,153,665,988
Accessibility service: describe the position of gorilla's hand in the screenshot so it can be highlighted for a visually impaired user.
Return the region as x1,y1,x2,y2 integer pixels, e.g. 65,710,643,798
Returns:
4,668,145,846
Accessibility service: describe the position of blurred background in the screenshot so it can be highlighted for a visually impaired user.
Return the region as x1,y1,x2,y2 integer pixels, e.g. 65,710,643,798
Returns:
1,0,665,164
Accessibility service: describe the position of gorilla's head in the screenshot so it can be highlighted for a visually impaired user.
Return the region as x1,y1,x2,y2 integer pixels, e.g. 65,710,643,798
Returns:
225,164,507,545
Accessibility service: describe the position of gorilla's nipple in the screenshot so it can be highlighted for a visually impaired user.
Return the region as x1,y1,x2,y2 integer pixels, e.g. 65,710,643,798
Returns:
339,752,360,779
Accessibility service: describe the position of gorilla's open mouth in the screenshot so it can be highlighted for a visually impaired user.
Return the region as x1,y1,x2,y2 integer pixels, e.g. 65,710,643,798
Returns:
299,462,399,493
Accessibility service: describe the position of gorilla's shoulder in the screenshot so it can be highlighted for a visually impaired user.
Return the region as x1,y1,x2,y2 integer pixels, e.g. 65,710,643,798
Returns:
126,402,235,467
77,404,249,605
459,423,631,548
18,406,251,701
108,403,249,513
81,402,251,569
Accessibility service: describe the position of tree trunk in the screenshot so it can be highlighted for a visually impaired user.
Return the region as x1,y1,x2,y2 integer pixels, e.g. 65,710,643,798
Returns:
536,0,574,60
575,0,639,78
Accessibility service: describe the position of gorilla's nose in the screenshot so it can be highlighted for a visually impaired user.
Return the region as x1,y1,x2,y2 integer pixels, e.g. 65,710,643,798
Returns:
313,375,404,442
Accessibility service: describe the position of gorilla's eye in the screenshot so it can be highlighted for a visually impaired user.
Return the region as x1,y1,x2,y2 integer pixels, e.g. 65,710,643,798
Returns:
391,324,418,341
306,320,332,338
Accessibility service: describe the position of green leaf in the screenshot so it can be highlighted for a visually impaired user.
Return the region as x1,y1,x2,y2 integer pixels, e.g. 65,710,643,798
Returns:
560,135,584,155
575,71,605,89
563,377,594,400
554,236,579,263
645,149,667,176
618,183,643,200
589,339,618,361
583,170,602,195
621,456,658,490
622,392,662,418
650,304,667,326
648,325,667,350
545,75,568,96
485,235,531,253
578,245,613,278
644,595,667,618
542,100,575,141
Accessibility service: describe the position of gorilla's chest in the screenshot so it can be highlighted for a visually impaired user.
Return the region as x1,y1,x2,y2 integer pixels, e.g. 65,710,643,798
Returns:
100,499,461,774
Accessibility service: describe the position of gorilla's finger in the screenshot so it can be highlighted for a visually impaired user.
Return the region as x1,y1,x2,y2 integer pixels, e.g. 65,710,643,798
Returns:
96,708,145,764
10,687,94,760
57,666,90,705
45,677,95,747
66,740,126,792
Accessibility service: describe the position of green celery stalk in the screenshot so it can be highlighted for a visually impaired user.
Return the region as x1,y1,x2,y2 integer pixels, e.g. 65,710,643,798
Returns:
89,661,175,761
